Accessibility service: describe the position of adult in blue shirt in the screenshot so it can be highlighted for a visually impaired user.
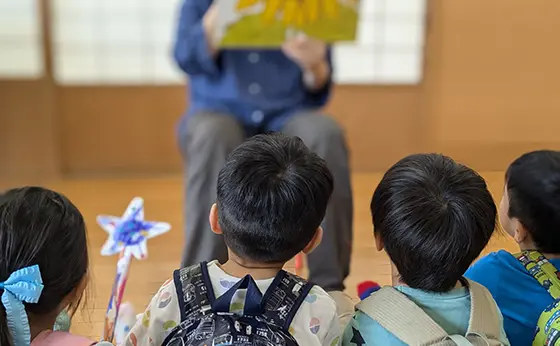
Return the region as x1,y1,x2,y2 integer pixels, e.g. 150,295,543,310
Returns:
173,0,353,292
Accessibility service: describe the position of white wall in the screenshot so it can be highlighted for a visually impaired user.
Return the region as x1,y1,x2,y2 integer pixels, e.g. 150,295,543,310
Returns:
0,0,43,79
50,0,426,85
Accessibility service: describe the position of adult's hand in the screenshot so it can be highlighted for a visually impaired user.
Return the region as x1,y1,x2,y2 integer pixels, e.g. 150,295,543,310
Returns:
282,34,330,90
202,4,219,56
282,34,327,70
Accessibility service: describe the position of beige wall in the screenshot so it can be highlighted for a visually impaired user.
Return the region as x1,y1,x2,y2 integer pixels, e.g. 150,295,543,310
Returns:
2,0,560,179
423,0,560,170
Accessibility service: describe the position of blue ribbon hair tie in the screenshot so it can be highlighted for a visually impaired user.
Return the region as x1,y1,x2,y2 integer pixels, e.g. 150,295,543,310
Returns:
0,265,44,346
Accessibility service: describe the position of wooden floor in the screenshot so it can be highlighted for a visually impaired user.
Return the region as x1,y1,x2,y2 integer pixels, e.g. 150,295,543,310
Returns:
3,172,519,339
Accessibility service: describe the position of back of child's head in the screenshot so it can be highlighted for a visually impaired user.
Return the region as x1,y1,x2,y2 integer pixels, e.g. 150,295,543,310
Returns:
0,187,88,345
371,153,497,292
216,133,333,264
505,150,560,253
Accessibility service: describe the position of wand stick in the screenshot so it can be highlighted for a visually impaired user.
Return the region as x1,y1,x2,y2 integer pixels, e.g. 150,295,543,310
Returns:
103,249,132,342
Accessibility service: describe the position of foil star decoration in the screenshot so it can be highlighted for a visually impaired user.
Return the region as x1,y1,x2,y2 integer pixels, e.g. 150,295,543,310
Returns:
97,197,171,260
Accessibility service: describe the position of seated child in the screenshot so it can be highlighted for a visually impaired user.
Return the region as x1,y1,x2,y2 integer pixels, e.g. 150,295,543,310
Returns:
123,133,341,346
343,153,510,345
0,187,106,346
466,150,560,346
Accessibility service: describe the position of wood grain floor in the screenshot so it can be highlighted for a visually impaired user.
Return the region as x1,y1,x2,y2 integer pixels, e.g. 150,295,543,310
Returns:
2,172,519,339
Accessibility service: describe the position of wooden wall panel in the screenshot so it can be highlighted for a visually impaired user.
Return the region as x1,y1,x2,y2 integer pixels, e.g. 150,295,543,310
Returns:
58,86,185,175
328,86,424,170
423,0,560,170
0,80,58,180
58,85,422,174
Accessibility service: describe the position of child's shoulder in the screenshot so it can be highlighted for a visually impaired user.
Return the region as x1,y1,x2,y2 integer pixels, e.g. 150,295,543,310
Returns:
468,250,522,274
481,249,519,264
291,284,338,327
31,331,96,346
281,271,337,311
307,284,337,309
155,276,180,304
160,276,176,290
289,284,341,345
465,250,524,290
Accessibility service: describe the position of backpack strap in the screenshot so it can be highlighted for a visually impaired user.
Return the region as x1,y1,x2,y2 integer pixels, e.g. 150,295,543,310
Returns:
356,286,450,345
448,335,477,346
516,250,560,299
358,282,503,346
173,262,216,322
261,270,313,330
463,279,502,344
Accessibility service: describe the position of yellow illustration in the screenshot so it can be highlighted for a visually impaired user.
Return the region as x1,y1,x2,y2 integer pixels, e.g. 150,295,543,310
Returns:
218,0,360,47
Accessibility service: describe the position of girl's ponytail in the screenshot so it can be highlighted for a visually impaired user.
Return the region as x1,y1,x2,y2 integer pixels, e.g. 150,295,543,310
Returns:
0,193,11,345
0,306,14,346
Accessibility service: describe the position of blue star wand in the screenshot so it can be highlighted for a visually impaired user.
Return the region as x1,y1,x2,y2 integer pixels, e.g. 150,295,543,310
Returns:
97,197,171,342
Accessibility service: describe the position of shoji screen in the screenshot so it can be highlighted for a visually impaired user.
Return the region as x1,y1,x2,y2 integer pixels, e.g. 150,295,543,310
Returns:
0,0,43,78
51,0,184,84
334,0,427,84
51,0,426,85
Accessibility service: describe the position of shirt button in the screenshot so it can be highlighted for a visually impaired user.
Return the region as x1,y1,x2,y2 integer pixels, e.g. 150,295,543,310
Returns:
248,53,260,63
248,83,261,95
251,110,264,123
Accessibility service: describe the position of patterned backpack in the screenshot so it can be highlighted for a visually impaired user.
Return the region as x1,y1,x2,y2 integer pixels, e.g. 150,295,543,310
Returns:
517,250,560,345
162,262,313,346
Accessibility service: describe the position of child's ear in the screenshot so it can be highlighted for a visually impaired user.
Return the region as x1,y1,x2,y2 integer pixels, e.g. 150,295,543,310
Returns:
302,227,323,255
374,231,384,251
209,204,222,235
512,219,529,244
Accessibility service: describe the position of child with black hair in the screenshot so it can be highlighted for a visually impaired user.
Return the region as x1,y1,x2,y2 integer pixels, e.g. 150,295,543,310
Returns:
123,133,341,346
343,154,509,345
0,187,108,345
466,150,560,346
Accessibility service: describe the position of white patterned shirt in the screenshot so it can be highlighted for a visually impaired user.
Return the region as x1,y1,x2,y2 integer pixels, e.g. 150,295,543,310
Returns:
123,260,341,346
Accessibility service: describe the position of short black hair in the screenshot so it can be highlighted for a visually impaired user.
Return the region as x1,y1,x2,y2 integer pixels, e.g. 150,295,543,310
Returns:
506,150,560,253
371,154,496,292
216,133,333,263
0,187,88,346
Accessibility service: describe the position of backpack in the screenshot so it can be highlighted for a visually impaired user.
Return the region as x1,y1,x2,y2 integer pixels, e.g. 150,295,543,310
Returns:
162,262,313,346
355,278,506,346
516,250,560,345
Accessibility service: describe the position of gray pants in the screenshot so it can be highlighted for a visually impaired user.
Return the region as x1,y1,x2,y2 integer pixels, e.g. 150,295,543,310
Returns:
178,112,353,290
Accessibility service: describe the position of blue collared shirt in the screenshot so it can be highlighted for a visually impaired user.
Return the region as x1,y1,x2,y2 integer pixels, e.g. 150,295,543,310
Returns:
173,0,332,133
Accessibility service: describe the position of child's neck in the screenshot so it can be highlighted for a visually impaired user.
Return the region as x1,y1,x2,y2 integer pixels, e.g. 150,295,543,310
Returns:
220,253,285,280
391,264,463,290
29,312,59,341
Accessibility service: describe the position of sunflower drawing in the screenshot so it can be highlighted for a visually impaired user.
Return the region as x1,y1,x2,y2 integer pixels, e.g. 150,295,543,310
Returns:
236,0,339,27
